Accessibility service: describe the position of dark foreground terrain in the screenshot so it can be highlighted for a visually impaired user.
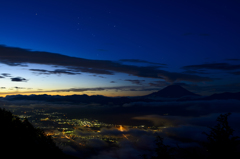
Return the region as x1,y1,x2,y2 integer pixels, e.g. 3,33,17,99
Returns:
0,108,79,159
1,107,240,159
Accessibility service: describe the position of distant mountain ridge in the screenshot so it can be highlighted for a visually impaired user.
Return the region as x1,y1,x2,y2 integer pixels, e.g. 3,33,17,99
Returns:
3,86,240,106
145,85,200,98
202,92,240,100
4,94,152,105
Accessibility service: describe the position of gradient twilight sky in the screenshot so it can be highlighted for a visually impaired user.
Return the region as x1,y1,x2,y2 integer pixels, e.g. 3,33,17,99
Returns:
0,0,240,97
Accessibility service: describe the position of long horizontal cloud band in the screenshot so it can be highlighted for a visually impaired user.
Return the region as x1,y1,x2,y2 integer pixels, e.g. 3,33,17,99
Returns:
0,45,212,82
182,63,240,71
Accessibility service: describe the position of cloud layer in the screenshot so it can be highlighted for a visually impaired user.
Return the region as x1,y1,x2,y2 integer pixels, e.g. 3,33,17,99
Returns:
0,45,213,83
182,63,240,71
119,59,167,66
11,77,28,82
29,69,81,75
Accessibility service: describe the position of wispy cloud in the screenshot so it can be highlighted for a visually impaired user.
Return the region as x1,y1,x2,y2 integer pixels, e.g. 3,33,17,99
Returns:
148,81,169,87
97,49,108,52
11,77,28,82
125,79,145,85
119,59,166,66
182,63,240,71
29,69,81,75
226,58,240,61
52,86,151,93
1,73,11,77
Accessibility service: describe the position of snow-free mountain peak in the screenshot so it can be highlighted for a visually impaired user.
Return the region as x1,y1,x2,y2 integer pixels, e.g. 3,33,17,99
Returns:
146,85,200,98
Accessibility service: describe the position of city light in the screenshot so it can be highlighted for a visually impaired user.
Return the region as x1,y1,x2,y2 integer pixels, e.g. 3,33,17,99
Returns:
5,107,164,148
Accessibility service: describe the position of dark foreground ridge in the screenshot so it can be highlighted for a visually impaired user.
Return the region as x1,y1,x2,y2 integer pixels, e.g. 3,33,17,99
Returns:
0,108,79,159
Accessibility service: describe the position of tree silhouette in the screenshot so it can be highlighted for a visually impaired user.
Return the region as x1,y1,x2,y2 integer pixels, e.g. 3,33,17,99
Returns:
153,135,175,159
142,135,175,159
202,113,240,158
0,108,78,159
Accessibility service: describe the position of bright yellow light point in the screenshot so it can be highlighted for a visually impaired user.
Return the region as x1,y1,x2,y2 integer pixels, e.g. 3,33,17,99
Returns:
117,125,129,139
119,125,124,132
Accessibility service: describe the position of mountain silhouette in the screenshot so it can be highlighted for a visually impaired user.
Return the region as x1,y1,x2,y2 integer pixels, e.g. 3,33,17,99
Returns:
145,85,200,98
0,108,79,159
203,92,240,100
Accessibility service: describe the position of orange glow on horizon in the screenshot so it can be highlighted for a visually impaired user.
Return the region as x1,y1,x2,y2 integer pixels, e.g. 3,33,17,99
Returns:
0,90,152,97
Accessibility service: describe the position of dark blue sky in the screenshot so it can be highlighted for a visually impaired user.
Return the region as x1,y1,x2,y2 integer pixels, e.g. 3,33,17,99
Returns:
0,0,240,96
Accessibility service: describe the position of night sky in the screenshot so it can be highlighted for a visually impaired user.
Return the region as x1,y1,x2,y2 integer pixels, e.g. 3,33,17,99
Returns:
0,0,240,97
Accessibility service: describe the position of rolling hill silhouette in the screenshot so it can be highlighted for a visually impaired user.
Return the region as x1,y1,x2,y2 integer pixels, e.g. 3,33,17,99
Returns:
202,92,240,100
